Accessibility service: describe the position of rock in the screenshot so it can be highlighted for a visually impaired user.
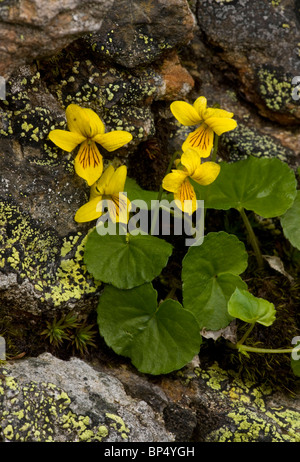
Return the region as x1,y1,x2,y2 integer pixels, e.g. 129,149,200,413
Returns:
0,353,174,442
175,30,300,168
0,0,114,79
0,1,195,323
196,0,300,124
0,0,195,79
83,0,195,68
1,353,300,442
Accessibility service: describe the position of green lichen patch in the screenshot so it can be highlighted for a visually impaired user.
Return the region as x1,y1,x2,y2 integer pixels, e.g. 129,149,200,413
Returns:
0,375,111,442
269,0,281,6
45,231,101,307
85,27,173,68
106,413,131,440
256,66,294,113
0,201,100,308
220,122,293,162
195,362,300,442
42,52,157,112
0,69,66,166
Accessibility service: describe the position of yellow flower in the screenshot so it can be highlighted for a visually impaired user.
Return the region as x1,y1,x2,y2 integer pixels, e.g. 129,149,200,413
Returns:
162,149,220,215
48,104,133,186
74,165,131,223
170,96,237,157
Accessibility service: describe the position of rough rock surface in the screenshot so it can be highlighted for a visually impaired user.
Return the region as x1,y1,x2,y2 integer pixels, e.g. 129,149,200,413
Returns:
1,353,300,442
0,1,195,323
0,353,174,442
196,0,300,124
0,0,300,444
0,0,195,79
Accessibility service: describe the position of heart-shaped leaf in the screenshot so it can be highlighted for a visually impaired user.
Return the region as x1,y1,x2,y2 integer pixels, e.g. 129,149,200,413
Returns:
97,283,202,375
192,156,297,217
182,232,248,331
84,229,173,289
228,288,276,326
280,191,300,250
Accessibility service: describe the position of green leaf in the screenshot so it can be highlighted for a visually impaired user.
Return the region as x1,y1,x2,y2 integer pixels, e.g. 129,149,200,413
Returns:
182,232,248,330
291,358,300,377
97,283,202,375
125,177,169,209
192,156,297,217
280,191,300,250
84,229,173,289
228,288,276,326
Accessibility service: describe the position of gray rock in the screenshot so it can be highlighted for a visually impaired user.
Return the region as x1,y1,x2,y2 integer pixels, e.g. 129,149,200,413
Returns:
1,353,300,442
196,0,300,124
0,353,174,442
0,0,115,79
83,0,195,68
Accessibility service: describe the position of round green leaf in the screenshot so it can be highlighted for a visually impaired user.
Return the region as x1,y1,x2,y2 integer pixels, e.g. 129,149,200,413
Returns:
84,229,173,289
228,288,276,326
192,156,297,217
291,358,300,377
97,283,202,375
182,232,248,330
280,191,300,250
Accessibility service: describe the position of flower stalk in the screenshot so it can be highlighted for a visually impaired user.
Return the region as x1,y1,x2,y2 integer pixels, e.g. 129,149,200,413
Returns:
239,207,264,269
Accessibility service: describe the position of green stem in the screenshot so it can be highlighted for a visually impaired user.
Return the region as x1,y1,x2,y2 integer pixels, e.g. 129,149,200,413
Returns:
237,323,255,346
150,150,180,235
238,345,294,355
239,207,264,269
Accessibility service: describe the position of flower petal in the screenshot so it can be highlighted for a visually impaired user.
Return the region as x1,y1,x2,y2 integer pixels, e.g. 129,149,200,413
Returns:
192,161,221,185
180,149,202,177
205,116,237,136
66,104,105,138
174,179,197,215
193,96,207,119
74,140,103,186
74,197,103,223
162,169,188,193
170,101,202,126
48,129,85,152
182,125,214,158
90,165,115,198
105,165,127,196
93,130,132,152
108,192,131,224
203,108,234,120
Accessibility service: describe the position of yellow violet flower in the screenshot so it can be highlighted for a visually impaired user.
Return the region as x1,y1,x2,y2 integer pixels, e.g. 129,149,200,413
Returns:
170,96,237,157
74,165,131,224
162,149,220,215
49,104,133,186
